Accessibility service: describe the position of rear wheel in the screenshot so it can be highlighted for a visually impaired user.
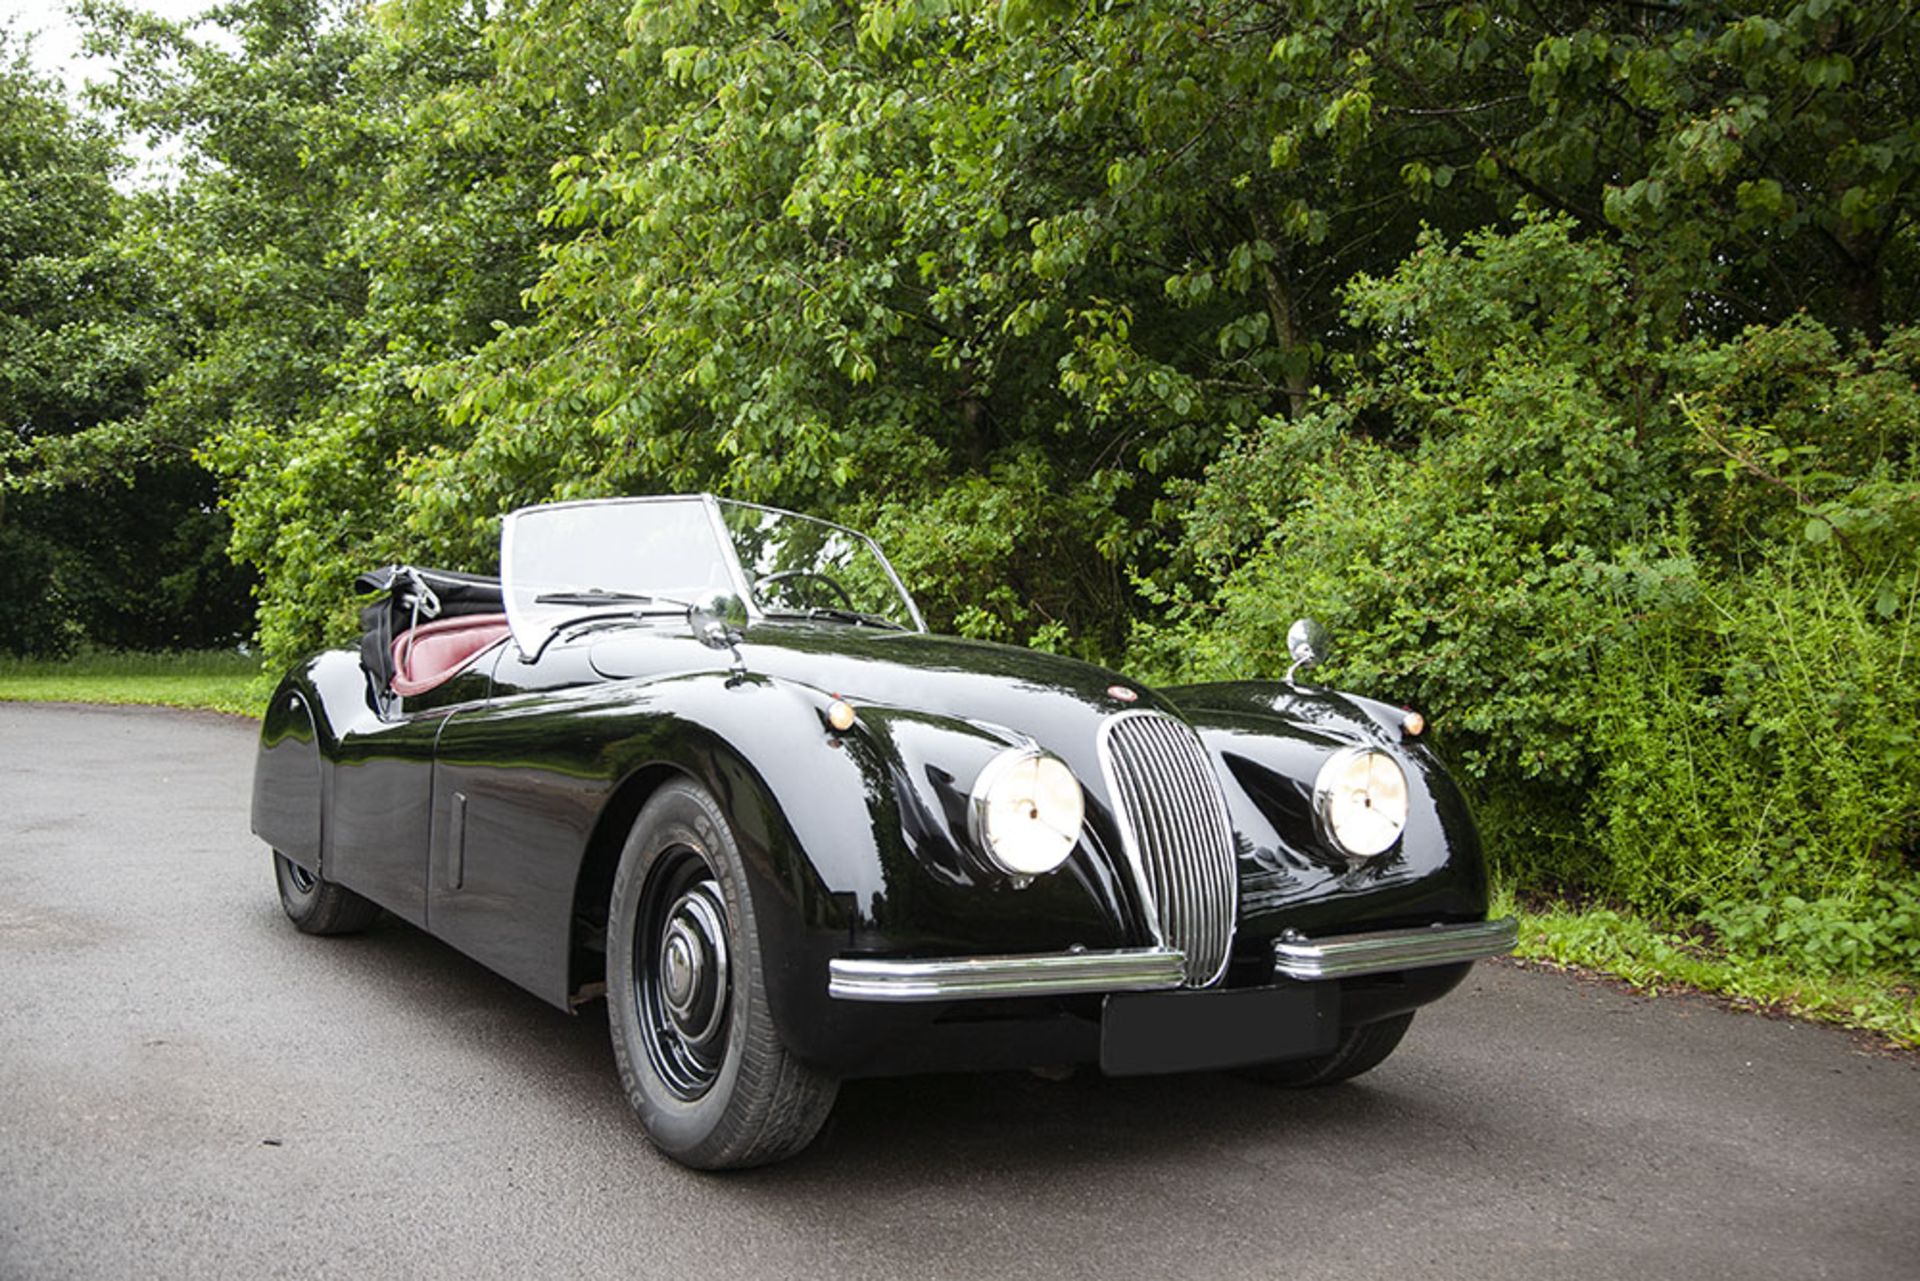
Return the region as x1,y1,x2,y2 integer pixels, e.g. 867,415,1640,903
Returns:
272,851,381,935
1238,1012,1414,1087
606,779,838,1170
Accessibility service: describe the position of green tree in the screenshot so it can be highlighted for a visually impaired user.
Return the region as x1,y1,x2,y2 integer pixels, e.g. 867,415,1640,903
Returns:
73,0,573,660
46,2,1915,670
391,0,1915,666
394,0,1505,659
0,25,248,654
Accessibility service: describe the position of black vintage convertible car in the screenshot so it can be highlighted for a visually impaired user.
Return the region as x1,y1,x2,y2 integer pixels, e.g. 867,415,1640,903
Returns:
253,495,1514,1168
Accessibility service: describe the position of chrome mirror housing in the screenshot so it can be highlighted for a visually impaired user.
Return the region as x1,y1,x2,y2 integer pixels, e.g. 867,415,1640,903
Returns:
688,591,750,683
1285,617,1330,685
687,590,748,650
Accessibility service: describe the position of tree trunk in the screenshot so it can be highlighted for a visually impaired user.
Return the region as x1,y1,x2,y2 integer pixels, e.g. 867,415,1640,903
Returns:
1249,204,1312,421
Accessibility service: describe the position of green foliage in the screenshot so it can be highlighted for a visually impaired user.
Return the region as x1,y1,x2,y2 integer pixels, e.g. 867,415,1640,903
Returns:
1594,544,1920,961
1701,881,1920,979
1139,220,1680,883
396,0,1458,650
37,0,1917,673
1515,897,1920,1048
0,25,251,655
1150,216,1920,971
1584,320,1920,973
70,0,574,661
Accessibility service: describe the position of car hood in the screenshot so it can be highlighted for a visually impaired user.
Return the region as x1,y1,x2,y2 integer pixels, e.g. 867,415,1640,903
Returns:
584,619,1481,954
587,619,1405,759
593,620,1163,740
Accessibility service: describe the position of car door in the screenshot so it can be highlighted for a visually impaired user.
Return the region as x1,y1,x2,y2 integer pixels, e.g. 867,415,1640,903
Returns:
324,658,500,928
426,630,619,1005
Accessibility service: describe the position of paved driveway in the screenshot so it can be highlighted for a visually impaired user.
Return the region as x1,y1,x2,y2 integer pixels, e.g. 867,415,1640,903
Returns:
1,702,1915,1280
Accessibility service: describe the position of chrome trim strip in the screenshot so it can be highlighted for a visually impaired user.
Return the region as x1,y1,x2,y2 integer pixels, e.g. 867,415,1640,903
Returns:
698,493,766,621
1094,715,1163,946
827,947,1186,1002
1272,917,1520,981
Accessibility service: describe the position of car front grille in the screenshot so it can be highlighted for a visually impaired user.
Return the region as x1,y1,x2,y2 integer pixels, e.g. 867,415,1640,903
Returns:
1097,710,1238,987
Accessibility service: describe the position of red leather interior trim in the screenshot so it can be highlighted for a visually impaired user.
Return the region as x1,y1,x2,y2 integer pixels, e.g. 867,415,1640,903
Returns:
391,613,511,696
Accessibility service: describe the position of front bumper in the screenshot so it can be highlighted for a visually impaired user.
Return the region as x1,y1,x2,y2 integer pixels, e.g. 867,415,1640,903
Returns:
828,916,1518,1002
827,947,1185,1001
1272,916,1520,980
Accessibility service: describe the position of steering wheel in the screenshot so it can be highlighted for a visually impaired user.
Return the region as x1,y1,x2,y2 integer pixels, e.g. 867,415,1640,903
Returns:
754,570,855,612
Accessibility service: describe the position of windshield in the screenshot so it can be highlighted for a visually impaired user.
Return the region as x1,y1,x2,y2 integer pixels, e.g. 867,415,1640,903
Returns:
502,498,738,655
500,495,923,656
717,499,922,631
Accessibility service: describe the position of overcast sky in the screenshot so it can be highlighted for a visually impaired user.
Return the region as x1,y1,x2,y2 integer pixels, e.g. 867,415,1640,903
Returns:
3,0,219,93
3,1,228,179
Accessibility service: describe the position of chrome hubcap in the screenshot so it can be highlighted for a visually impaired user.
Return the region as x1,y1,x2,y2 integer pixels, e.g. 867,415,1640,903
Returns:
635,852,732,1100
657,889,728,1047
283,856,317,895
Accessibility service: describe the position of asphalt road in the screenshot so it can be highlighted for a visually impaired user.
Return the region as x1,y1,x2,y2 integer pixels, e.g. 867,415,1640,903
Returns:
1,701,1916,1280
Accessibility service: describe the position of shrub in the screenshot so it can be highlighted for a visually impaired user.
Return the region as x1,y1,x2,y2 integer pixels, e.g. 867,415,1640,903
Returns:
1590,535,1920,973
1142,218,1920,973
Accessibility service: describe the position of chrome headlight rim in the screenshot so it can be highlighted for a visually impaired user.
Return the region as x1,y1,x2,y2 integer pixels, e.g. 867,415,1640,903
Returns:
967,746,1086,880
1312,745,1410,862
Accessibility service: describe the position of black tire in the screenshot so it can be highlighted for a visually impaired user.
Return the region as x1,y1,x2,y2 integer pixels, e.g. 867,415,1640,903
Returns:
272,850,382,936
1238,1012,1414,1087
606,779,838,1170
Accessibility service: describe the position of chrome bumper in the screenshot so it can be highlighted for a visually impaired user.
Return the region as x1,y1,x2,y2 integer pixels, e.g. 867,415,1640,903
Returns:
826,918,1517,1002
827,947,1185,1002
1272,917,1519,980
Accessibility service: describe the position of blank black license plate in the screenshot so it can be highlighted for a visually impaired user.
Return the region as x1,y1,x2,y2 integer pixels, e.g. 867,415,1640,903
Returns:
1100,984,1340,1076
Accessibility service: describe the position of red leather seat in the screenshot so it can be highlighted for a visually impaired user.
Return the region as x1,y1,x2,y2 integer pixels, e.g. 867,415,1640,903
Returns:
391,613,511,696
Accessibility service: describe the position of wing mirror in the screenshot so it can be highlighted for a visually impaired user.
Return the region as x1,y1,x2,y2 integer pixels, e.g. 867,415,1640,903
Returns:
688,590,747,649
688,590,749,683
1285,617,1330,686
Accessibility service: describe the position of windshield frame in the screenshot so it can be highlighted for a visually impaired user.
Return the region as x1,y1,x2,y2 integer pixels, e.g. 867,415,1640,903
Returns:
500,494,926,658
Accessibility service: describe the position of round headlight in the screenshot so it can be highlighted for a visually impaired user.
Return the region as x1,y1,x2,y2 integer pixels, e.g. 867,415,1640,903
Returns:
1312,746,1410,860
968,747,1085,879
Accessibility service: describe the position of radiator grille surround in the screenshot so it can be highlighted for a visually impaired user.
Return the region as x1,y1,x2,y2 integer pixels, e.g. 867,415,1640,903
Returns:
1096,710,1239,987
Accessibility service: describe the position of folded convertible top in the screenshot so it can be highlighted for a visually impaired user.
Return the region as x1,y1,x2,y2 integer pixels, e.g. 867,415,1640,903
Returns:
355,565,505,691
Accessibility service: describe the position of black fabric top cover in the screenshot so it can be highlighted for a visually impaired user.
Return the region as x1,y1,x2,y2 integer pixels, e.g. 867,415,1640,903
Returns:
355,565,505,690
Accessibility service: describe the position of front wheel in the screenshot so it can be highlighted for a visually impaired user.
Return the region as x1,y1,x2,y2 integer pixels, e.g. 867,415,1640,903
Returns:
272,850,381,935
1237,1012,1414,1087
606,780,838,1170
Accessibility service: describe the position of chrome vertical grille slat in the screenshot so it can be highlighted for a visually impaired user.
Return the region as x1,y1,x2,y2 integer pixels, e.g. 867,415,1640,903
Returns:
1097,710,1238,987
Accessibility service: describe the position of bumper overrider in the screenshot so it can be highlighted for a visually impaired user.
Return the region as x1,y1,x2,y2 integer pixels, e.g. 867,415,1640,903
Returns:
827,917,1519,1002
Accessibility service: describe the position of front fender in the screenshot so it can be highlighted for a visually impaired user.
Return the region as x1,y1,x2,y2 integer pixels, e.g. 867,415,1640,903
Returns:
1163,680,1491,940
594,676,1143,1069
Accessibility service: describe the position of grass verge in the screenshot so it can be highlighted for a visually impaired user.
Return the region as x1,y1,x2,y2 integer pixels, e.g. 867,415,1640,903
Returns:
1493,886,1920,1051
0,649,266,718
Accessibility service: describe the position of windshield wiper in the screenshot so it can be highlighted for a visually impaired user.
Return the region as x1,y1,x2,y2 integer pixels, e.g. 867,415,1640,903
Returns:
534,589,657,606
770,607,909,631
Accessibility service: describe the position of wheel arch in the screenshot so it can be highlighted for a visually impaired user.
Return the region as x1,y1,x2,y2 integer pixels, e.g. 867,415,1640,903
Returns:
251,667,326,865
552,676,903,1064
566,761,691,1003
558,677,875,1009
